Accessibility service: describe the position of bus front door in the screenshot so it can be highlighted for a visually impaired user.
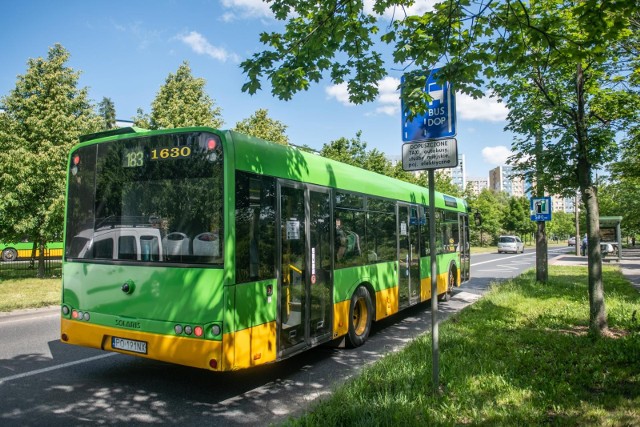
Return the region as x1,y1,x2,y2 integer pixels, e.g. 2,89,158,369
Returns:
398,204,421,308
459,213,470,282
278,183,332,356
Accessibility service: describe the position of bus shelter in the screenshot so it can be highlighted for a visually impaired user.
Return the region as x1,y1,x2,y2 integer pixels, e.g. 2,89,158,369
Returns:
600,216,622,262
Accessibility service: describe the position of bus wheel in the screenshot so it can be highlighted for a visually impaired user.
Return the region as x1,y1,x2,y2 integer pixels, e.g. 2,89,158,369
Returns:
439,267,456,302
2,248,17,262
347,286,373,348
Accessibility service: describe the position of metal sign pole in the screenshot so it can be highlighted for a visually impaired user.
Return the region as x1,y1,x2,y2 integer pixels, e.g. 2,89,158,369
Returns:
428,169,439,390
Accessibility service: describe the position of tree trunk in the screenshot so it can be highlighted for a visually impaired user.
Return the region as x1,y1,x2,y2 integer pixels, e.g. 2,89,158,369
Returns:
535,131,548,283
37,240,45,279
575,62,607,336
536,221,548,282
582,185,607,334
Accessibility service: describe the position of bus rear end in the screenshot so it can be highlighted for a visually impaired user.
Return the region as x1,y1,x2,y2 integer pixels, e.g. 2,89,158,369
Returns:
61,128,228,370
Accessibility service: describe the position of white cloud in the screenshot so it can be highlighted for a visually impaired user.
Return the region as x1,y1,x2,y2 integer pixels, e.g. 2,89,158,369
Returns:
325,83,352,106
364,0,437,19
456,93,508,122
176,31,240,63
325,76,400,116
220,0,274,21
113,21,161,50
375,76,400,114
482,146,513,165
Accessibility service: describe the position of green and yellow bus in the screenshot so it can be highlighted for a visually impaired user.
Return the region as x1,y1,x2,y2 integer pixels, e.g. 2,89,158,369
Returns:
60,126,470,371
1,240,63,262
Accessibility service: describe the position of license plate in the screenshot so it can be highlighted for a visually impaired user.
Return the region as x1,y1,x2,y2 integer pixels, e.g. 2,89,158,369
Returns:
112,337,148,354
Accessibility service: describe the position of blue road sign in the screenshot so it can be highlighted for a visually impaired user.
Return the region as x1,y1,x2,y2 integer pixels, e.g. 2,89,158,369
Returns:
530,197,552,221
402,68,457,142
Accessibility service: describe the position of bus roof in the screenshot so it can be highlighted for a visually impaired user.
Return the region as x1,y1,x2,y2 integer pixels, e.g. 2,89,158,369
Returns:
227,130,466,212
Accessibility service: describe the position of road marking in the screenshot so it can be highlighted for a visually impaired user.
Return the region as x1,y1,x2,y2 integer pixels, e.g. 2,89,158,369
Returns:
471,253,532,267
0,312,58,325
0,353,116,385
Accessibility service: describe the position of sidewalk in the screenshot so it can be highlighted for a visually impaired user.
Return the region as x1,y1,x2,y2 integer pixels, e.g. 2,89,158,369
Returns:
550,247,640,292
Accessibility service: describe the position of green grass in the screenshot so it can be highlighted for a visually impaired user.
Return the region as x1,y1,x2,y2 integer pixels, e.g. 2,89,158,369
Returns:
284,266,640,426
0,277,61,312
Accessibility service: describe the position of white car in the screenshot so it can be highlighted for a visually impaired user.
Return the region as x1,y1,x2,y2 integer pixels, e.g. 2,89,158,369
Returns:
497,235,525,254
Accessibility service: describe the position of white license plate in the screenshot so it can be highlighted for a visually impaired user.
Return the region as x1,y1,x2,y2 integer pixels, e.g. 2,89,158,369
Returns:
112,337,147,354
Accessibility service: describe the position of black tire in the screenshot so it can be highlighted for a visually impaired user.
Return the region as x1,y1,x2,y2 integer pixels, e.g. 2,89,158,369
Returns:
2,248,18,262
439,266,456,302
347,286,373,348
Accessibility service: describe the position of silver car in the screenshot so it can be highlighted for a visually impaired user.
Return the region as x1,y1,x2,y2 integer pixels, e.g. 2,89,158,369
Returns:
497,235,525,254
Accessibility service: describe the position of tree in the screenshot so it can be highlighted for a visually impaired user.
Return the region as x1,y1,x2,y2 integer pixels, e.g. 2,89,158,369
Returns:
320,131,391,175
0,44,100,277
241,0,639,336
546,212,577,243
142,61,224,130
503,197,533,240
233,108,290,145
132,107,151,129
468,189,508,247
97,97,116,130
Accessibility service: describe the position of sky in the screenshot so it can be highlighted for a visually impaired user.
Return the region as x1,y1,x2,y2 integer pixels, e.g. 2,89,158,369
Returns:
1,0,515,179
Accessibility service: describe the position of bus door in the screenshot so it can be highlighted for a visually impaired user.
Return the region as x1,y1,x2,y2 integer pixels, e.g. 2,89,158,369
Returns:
278,182,332,356
398,204,421,308
459,213,470,282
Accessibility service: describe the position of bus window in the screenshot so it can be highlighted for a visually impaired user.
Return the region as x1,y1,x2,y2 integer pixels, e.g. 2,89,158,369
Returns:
65,131,223,266
235,171,276,283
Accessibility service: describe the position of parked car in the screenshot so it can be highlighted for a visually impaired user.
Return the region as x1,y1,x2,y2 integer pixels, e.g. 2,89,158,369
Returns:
497,235,525,254
567,236,576,246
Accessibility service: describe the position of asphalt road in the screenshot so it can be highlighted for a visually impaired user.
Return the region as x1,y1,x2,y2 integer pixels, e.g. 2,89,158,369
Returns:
0,248,568,426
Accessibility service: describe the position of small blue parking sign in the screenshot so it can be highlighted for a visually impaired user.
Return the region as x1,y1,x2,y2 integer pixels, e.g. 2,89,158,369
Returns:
402,68,457,142
530,197,552,221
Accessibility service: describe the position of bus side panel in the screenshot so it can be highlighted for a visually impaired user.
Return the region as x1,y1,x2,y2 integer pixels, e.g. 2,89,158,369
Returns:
332,262,398,303
230,280,278,368
374,286,399,321
419,254,457,302
333,300,350,339
224,321,277,369
332,262,399,337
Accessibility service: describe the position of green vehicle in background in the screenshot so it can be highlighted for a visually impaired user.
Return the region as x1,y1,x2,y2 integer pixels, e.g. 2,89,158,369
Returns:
60,126,471,372
0,240,63,262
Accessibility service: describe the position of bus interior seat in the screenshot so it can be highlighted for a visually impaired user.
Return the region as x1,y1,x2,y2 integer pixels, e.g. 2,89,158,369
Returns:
193,232,220,257
162,232,190,256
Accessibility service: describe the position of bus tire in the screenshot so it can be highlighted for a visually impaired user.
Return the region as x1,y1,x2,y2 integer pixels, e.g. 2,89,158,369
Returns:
2,248,18,262
439,265,456,302
347,286,373,348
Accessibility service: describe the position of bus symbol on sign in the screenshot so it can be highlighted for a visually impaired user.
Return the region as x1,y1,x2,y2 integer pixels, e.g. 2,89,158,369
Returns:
530,197,552,221
401,68,457,142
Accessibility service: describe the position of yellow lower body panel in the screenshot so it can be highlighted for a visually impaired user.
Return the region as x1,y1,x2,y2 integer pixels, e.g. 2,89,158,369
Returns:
420,271,449,302
222,321,277,370
375,286,399,320
333,300,350,339
61,318,280,372
61,318,223,371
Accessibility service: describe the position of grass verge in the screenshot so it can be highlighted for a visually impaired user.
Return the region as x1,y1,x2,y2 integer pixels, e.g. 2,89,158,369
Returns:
285,266,640,426
0,277,61,312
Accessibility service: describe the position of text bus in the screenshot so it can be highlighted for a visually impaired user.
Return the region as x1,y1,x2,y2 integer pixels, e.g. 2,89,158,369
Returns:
61,127,470,371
